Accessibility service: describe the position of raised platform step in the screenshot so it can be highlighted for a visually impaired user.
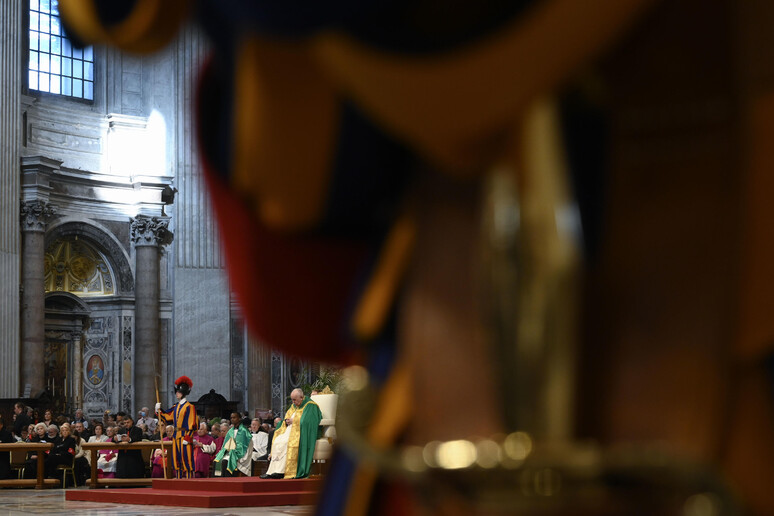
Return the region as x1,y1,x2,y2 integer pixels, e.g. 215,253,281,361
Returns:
67,487,317,508
152,477,320,493
64,477,321,508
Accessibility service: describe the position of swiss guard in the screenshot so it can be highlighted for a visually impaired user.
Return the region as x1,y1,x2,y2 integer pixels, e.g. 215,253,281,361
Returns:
156,376,198,479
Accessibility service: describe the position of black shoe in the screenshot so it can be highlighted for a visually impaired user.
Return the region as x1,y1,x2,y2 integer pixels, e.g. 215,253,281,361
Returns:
270,473,284,479
259,474,271,479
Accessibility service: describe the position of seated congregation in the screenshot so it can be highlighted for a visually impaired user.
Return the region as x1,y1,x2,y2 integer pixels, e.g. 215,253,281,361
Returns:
0,387,335,486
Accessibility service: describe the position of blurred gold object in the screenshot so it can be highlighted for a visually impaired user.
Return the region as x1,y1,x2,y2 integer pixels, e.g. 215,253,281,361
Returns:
336,369,741,515
333,98,741,515
483,97,580,438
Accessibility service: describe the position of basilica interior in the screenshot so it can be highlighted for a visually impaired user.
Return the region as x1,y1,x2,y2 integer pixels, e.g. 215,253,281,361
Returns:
0,3,310,423
3,1,774,515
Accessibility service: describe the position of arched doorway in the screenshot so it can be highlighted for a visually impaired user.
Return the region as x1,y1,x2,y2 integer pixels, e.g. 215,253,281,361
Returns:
43,225,134,418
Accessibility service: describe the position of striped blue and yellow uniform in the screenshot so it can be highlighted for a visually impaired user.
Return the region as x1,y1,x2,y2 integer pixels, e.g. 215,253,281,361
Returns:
158,400,198,479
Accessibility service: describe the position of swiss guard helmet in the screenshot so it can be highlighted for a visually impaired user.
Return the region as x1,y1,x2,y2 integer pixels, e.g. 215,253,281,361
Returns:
174,375,193,397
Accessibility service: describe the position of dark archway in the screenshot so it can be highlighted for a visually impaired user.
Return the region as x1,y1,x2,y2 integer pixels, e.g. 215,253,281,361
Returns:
45,291,92,314
44,292,91,415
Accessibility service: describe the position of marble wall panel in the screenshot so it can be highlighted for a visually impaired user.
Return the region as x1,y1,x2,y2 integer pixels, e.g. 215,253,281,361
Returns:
23,101,107,173
173,268,231,401
29,125,102,153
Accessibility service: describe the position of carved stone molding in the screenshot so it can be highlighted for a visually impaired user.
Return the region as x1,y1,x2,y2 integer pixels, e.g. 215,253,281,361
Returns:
130,215,173,247
20,201,56,232
44,330,82,342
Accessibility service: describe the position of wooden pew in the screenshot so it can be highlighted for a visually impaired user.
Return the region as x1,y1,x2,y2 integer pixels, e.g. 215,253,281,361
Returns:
0,442,59,489
81,441,163,488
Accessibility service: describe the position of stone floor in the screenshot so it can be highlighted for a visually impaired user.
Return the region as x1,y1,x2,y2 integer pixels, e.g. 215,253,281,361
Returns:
0,490,312,515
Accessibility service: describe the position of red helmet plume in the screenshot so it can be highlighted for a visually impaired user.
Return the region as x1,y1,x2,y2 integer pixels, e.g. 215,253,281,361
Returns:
174,375,193,396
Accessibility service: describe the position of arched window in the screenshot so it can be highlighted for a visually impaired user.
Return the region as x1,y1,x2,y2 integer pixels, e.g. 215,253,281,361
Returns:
29,0,94,100
44,237,115,296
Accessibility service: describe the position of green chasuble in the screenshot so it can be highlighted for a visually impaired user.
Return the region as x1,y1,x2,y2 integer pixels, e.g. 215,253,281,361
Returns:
296,396,322,478
274,396,322,478
213,423,252,473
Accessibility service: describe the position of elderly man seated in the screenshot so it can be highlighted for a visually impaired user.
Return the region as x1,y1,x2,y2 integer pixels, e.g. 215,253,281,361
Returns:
261,388,321,479
71,408,89,429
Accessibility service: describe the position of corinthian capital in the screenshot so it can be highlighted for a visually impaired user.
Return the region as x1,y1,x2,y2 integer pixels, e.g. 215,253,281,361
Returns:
130,215,173,247
20,200,56,232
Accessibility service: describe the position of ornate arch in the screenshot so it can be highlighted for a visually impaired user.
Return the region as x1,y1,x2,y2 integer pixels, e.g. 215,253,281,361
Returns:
45,220,134,295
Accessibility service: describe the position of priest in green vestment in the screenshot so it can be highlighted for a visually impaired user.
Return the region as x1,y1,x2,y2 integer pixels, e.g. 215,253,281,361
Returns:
262,388,322,479
213,412,253,476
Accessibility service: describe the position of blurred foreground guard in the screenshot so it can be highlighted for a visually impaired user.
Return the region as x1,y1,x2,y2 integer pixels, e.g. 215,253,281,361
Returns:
59,0,774,514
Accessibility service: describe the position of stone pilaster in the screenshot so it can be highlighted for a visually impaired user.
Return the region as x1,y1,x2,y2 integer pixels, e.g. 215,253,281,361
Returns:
20,200,56,396
72,330,84,410
131,215,172,411
0,0,22,397
247,333,272,413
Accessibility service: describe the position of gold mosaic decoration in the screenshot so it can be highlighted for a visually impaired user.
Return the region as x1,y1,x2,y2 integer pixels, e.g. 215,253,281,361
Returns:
44,237,115,296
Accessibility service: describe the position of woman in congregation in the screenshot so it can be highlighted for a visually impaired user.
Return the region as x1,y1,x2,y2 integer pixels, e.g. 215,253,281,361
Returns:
84,421,109,476
103,411,117,429
29,422,46,442
87,422,108,444
22,423,49,478
71,423,90,486
46,423,76,480
42,409,54,428
44,424,59,442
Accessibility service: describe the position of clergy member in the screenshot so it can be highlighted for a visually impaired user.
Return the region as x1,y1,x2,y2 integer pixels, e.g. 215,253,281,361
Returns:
193,421,216,477
261,388,322,479
213,412,253,476
113,416,145,479
251,419,269,461
210,422,224,453
156,375,198,478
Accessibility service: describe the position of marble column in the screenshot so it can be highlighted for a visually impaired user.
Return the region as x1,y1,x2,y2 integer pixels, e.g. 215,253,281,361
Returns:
20,201,56,397
131,215,172,411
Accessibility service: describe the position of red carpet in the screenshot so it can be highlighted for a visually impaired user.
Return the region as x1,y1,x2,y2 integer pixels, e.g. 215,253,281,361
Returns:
65,477,321,508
